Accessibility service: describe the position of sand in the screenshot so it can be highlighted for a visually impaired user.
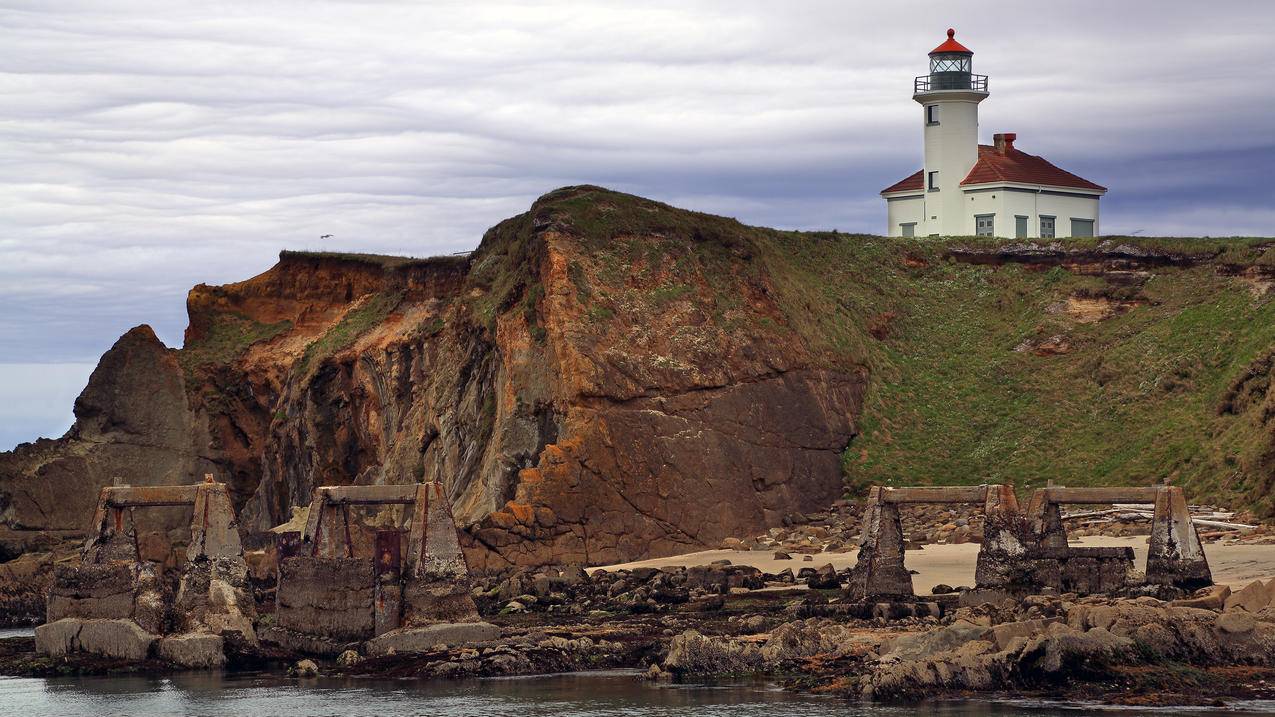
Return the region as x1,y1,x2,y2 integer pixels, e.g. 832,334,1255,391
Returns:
592,536,1275,594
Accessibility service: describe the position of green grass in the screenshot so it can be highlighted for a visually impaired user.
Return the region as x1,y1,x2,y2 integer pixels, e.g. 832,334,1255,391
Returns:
251,187,1274,515
279,249,470,271
295,290,404,376
179,314,292,375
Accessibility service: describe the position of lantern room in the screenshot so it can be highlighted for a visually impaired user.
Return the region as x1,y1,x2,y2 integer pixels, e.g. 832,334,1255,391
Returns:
916,29,986,93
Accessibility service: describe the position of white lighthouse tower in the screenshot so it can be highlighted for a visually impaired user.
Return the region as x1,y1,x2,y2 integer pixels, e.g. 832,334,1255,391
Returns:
915,29,986,236
882,29,1105,238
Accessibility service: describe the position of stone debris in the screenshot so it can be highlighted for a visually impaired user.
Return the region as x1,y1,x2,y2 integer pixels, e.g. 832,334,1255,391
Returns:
34,477,255,668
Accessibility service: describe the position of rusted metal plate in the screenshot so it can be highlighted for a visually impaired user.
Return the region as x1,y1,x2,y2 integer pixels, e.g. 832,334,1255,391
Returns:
276,530,304,561
375,529,402,578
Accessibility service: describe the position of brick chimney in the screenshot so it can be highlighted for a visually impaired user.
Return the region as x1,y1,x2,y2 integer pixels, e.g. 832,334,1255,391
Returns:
994,132,1017,154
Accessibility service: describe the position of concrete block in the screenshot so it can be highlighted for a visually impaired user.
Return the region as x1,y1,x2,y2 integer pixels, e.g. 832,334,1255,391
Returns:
76,618,156,660
35,618,83,656
157,633,226,668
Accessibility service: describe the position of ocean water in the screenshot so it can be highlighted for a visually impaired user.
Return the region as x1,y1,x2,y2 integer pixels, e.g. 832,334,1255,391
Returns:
0,670,1273,717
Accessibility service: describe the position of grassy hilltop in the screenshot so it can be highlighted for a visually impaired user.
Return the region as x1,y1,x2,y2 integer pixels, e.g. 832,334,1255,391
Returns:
520,187,1275,515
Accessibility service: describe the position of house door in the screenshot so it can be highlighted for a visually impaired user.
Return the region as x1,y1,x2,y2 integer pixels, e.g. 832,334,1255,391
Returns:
975,214,994,237
901,222,916,238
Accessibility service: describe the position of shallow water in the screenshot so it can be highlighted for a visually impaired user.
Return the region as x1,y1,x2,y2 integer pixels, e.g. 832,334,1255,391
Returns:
1,671,1274,717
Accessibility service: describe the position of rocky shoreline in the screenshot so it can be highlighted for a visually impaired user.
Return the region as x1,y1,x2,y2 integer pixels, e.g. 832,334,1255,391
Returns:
5,554,1275,706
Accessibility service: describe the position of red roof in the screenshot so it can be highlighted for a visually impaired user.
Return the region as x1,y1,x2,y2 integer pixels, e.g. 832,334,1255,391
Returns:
930,29,972,55
961,144,1106,191
881,169,923,194
881,143,1106,195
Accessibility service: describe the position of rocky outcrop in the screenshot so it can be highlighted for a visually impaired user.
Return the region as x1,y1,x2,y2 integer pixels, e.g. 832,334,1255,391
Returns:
0,326,216,535
5,187,1275,576
3,187,866,571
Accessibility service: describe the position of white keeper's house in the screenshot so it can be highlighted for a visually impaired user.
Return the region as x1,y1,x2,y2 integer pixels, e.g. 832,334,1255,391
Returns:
881,29,1106,239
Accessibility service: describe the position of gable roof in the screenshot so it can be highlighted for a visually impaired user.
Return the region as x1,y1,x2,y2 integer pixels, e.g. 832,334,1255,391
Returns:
961,144,1106,191
881,169,924,194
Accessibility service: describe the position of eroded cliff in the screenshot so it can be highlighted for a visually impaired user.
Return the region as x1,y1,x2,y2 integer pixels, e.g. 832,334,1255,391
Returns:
4,186,1275,571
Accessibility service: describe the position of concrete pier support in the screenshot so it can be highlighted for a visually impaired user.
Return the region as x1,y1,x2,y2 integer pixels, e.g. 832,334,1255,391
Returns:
973,484,1033,589
1146,486,1212,590
269,482,499,656
846,487,913,601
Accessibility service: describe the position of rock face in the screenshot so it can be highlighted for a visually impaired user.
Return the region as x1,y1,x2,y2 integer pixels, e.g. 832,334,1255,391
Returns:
5,186,1275,572
0,326,216,533
1,187,865,570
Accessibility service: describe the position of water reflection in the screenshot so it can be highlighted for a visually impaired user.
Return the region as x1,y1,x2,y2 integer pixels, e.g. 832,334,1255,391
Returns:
1,671,1274,717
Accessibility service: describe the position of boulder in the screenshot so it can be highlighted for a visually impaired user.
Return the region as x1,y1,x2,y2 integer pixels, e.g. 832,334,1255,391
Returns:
807,564,840,590
1215,611,1257,635
882,621,989,662
986,618,1059,651
664,629,761,675
1170,584,1230,610
34,618,82,656
1224,580,1272,613
365,622,501,656
157,633,226,668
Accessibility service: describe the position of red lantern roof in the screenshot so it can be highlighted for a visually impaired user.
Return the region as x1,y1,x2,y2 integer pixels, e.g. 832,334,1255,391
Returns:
929,28,972,55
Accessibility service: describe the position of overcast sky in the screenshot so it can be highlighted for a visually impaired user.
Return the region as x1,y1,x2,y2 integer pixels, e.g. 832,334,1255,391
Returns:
2,0,1274,450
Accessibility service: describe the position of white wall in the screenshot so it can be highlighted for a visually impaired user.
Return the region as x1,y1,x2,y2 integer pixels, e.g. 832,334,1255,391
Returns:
885,194,924,236
918,90,986,236
958,188,1101,237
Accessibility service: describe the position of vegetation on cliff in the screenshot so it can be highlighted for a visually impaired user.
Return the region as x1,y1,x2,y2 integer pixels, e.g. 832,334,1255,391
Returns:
4,185,1275,571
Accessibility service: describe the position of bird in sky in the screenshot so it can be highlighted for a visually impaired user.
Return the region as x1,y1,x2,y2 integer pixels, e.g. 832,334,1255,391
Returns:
320,234,333,239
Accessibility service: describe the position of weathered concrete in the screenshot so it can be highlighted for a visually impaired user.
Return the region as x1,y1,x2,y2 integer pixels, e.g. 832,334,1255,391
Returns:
270,482,495,655
157,633,226,668
1026,485,1212,591
276,558,375,640
845,486,913,601
1146,486,1212,590
849,484,1016,602
850,483,1213,603
38,476,255,666
36,617,156,660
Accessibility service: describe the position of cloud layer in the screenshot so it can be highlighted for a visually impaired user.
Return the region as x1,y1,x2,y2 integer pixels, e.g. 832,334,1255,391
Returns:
2,0,1273,447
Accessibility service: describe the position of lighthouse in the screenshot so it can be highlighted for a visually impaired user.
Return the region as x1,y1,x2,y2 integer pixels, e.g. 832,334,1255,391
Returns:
882,30,1105,238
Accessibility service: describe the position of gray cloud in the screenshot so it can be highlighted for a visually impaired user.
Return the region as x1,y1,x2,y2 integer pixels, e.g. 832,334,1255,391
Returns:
2,0,1273,447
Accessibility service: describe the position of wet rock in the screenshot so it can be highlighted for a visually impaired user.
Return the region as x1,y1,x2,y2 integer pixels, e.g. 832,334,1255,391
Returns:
337,649,363,667
365,622,501,657
292,659,319,677
663,630,760,676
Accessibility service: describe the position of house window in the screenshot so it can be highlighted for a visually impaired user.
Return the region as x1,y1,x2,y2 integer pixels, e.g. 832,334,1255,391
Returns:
1015,215,1028,239
1040,215,1055,239
900,222,916,238
927,171,939,191
1071,218,1095,237
926,105,939,125
975,214,995,237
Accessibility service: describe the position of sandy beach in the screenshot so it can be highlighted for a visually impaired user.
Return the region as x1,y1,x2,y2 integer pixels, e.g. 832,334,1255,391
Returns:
594,536,1275,594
